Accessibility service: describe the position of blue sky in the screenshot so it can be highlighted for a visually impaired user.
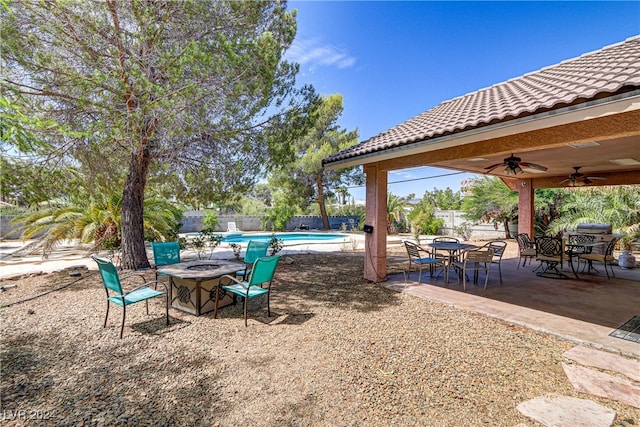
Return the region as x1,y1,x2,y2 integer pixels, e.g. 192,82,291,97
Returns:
285,1,640,201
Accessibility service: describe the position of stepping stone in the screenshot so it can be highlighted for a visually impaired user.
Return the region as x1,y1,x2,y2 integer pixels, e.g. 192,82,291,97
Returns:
562,363,640,409
517,395,615,427
563,345,640,382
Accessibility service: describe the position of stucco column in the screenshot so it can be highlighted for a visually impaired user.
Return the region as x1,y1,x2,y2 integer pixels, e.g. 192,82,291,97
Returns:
363,163,387,282
517,178,535,239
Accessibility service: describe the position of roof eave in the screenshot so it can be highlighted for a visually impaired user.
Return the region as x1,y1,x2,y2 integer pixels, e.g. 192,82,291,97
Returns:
323,90,640,171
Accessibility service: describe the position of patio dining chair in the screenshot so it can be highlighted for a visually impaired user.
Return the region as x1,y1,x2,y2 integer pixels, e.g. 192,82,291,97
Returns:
479,240,507,284
227,222,240,232
236,240,269,280
451,248,494,291
92,256,168,338
564,234,595,274
404,241,444,283
214,256,281,326
579,236,620,279
515,233,537,269
151,241,181,282
535,236,566,279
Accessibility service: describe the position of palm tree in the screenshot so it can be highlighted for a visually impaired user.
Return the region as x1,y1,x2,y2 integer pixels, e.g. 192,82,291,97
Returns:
13,191,182,257
548,185,640,247
387,193,414,234
461,176,519,238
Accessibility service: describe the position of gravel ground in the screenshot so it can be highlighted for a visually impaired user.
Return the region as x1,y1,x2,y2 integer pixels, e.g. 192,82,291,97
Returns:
1,253,638,426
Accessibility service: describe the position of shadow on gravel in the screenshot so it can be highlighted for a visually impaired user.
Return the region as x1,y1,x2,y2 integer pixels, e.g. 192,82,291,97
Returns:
275,254,405,314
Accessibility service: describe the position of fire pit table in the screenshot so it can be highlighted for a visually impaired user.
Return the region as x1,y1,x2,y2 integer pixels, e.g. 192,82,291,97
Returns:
158,259,243,316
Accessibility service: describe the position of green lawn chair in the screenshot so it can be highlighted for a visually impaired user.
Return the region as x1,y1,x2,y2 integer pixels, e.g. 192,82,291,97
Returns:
93,256,169,338
236,240,269,280
151,241,181,281
214,256,280,326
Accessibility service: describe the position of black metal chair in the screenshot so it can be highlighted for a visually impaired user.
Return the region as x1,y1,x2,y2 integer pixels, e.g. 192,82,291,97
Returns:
535,237,567,279
564,234,594,275
579,237,620,279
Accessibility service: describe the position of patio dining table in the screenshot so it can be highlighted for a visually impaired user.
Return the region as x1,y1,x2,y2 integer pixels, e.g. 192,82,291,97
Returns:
427,242,477,284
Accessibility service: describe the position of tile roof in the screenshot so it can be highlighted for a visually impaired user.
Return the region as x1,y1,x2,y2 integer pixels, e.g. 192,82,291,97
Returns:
323,36,640,166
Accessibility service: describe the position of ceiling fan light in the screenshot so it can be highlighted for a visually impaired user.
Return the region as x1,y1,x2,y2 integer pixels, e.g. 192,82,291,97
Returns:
514,165,523,174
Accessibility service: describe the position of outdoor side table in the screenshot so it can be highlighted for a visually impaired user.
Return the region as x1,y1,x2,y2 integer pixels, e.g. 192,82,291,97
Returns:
157,260,243,316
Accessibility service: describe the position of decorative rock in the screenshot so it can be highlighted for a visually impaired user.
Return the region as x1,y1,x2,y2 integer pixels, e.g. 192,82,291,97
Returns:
517,395,616,427
562,363,640,408
563,345,640,382
64,265,89,271
1,270,44,280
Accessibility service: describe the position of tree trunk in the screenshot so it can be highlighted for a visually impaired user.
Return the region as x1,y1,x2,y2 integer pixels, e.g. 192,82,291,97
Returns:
316,173,330,230
120,148,151,270
503,217,512,239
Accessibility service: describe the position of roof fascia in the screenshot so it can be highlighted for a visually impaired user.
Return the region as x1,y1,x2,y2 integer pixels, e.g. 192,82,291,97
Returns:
324,90,640,171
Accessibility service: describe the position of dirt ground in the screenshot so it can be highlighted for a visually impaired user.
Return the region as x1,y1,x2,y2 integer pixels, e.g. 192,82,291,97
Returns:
1,253,638,426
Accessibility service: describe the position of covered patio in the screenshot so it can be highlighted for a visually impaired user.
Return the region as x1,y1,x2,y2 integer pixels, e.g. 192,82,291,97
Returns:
384,248,640,358
323,36,640,283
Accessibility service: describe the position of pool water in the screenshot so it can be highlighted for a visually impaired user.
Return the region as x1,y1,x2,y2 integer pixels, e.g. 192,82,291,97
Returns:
220,232,346,244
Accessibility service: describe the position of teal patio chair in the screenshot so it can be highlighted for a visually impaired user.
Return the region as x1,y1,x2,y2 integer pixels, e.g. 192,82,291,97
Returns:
92,256,169,338
236,240,269,280
151,241,181,282
214,256,281,326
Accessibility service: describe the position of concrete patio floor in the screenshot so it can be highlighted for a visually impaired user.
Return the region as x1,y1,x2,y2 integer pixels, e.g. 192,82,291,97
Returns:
385,256,640,359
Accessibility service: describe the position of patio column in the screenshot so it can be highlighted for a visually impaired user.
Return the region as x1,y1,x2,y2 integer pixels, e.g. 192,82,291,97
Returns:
517,178,535,239
363,163,387,282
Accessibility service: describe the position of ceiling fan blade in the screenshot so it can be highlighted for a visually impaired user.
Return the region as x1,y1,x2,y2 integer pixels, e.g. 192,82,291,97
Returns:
559,178,570,184
484,163,503,172
585,176,607,180
519,162,548,172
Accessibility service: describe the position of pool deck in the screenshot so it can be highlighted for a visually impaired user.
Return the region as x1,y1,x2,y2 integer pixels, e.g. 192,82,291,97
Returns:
0,236,360,279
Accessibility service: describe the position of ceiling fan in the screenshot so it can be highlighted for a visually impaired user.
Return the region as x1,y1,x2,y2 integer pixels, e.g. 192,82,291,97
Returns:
484,153,548,175
560,166,607,187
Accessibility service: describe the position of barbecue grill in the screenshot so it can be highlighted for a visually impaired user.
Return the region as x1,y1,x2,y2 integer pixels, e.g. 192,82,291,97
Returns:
567,223,618,255
575,223,613,235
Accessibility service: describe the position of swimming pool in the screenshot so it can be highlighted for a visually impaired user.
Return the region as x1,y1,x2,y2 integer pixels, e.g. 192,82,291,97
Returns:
220,232,346,244
182,231,348,244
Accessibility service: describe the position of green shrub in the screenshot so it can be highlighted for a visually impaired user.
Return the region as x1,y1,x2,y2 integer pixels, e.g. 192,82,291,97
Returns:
202,209,219,230
262,202,296,231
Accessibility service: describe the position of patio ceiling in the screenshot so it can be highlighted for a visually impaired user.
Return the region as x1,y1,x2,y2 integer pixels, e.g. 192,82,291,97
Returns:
323,36,640,190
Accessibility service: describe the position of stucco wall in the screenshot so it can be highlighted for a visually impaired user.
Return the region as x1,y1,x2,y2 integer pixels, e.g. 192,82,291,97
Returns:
435,210,511,240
